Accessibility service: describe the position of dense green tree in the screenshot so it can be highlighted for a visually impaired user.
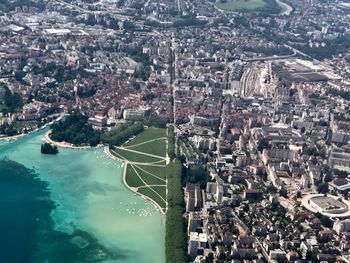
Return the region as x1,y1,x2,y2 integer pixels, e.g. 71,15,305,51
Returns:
0,85,23,113
220,147,233,155
41,143,59,155
0,123,19,136
267,185,277,193
167,126,176,160
320,215,333,228
296,191,302,199
172,17,207,28
334,169,348,179
101,122,144,146
324,173,333,183
142,92,156,101
279,188,288,198
257,138,270,152
317,183,328,194
166,161,186,263
181,168,210,188
50,113,100,147
302,146,318,156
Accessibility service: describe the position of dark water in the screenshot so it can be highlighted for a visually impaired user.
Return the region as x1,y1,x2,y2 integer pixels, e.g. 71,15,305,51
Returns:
0,159,119,263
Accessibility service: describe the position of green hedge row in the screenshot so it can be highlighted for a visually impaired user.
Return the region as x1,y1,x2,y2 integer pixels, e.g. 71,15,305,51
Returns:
167,126,176,160
166,161,186,263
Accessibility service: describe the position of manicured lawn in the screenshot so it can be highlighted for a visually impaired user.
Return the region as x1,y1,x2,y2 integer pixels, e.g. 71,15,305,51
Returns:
135,165,167,180
114,127,169,211
133,166,166,186
151,186,166,198
125,165,145,188
127,138,167,157
215,0,267,11
111,148,164,163
138,186,167,209
124,163,167,208
124,127,166,147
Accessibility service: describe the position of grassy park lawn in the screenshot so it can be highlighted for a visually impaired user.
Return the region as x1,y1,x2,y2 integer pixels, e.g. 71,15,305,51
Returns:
151,186,166,198
112,127,168,211
133,166,166,186
127,138,167,157
123,127,166,147
111,147,164,163
136,165,167,180
215,0,267,11
125,165,144,188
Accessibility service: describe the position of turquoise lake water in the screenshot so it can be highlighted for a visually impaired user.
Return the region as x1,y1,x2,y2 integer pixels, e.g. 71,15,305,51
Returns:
0,130,165,263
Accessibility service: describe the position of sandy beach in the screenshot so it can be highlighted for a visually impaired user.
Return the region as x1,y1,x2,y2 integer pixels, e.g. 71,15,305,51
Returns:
44,130,95,149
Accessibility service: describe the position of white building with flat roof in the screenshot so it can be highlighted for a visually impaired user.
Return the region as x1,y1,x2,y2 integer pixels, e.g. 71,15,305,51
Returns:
44,28,71,35
334,220,350,235
188,232,207,257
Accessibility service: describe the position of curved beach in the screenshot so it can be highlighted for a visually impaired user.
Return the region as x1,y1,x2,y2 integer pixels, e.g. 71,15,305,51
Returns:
44,130,96,149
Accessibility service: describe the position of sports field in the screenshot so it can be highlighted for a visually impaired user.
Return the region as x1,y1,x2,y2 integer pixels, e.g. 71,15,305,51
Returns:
215,0,267,11
111,127,168,213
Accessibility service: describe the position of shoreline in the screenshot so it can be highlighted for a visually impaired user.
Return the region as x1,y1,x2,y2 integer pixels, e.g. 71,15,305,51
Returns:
0,115,65,143
44,130,101,149
104,146,166,215
0,133,26,141
0,125,46,142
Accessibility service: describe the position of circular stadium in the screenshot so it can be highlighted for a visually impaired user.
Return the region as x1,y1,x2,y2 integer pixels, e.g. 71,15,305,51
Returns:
301,194,350,219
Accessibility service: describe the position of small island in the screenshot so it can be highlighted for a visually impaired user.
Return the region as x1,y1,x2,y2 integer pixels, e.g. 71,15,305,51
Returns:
41,143,59,155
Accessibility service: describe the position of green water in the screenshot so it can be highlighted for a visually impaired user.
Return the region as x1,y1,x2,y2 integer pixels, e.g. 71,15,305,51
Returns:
0,130,165,263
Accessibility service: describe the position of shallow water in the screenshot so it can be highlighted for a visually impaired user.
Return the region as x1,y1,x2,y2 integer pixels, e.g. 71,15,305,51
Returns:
0,130,165,263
